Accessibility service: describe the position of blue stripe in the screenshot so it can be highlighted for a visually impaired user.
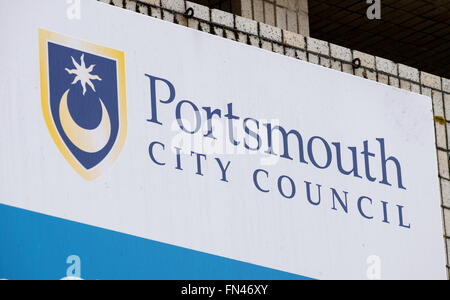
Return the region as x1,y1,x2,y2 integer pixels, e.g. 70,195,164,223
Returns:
0,203,312,280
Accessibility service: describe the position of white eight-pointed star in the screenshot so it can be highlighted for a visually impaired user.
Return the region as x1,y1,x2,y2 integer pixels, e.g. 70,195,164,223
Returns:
65,54,102,95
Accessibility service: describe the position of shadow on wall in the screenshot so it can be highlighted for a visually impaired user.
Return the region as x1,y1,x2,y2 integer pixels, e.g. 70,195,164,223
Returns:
308,0,450,79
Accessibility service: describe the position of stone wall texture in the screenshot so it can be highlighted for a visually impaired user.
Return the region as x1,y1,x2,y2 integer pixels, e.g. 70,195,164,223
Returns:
100,0,450,279
239,0,309,36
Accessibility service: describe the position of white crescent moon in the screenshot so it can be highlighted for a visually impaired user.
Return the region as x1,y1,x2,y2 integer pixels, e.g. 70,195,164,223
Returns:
59,89,111,153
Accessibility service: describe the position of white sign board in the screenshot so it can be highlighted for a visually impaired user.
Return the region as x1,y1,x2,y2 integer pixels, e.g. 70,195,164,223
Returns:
0,0,446,280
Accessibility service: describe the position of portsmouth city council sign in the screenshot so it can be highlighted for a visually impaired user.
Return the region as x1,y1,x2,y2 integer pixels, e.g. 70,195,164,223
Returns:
0,0,446,279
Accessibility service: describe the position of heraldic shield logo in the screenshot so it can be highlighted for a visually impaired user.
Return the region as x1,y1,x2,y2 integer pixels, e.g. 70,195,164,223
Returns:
39,29,127,180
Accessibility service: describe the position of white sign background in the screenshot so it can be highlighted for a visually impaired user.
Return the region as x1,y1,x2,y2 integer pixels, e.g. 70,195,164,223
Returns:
0,0,446,279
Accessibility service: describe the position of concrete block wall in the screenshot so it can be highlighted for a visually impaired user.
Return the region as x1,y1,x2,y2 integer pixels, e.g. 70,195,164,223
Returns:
99,0,450,279
239,0,309,36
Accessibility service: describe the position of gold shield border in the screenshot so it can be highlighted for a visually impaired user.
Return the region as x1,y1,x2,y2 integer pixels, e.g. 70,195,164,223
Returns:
38,28,127,181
